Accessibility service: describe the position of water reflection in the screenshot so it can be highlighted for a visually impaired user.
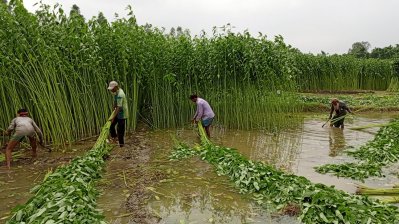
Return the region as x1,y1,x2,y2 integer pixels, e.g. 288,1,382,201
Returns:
99,113,397,223
148,158,298,224
328,128,346,157
213,127,303,172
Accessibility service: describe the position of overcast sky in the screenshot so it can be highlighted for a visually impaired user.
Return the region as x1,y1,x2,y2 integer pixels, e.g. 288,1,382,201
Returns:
23,0,399,54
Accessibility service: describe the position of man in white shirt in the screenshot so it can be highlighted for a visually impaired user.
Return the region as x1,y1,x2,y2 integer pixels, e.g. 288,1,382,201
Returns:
190,94,215,138
3,108,43,168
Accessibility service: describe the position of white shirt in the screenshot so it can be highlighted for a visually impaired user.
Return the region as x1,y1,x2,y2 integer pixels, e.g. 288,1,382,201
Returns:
194,98,215,121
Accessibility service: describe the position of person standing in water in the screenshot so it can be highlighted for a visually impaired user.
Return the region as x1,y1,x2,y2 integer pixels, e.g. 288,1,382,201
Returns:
190,95,215,138
329,98,353,129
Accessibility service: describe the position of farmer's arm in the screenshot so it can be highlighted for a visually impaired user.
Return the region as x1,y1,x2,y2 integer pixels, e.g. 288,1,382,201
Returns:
32,120,44,144
329,105,334,119
344,105,353,114
5,118,16,135
192,103,203,124
109,96,123,120
194,103,204,122
112,107,121,119
193,104,199,121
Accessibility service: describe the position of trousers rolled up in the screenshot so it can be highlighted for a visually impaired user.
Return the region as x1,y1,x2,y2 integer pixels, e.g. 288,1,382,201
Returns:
110,118,126,146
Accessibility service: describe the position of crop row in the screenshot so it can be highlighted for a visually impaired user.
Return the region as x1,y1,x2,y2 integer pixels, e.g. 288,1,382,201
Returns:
170,125,399,223
7,121,112,224
316,119,399,181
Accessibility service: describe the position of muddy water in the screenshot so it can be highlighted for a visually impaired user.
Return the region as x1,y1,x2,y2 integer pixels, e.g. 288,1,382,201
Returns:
0,113,397,223
99,113,398,223
0,141,94,222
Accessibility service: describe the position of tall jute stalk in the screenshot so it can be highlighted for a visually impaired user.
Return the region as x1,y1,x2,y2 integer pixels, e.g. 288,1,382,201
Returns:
0,1,395,146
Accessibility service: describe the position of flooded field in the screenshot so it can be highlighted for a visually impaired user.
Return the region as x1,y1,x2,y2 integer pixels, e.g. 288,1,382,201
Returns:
1,113,398,223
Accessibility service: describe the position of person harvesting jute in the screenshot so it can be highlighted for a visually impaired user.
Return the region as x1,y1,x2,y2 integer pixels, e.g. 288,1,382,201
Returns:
190,94,215,138
107,81,128,147
3,108,43,168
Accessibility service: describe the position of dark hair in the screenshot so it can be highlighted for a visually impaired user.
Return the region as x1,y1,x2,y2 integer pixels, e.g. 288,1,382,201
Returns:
17,108,28,114
189,94,198,100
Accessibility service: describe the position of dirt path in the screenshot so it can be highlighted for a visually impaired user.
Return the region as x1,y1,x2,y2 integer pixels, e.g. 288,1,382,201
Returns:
99,129,167,223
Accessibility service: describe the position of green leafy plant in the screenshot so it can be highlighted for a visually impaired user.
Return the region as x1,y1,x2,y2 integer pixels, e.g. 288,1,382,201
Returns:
315,119,399,181
7,117,113,223
170,124,399,223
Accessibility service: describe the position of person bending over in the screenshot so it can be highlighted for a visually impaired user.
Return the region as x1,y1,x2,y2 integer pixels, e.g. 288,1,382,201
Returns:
3,108,43,168
190,95,215,138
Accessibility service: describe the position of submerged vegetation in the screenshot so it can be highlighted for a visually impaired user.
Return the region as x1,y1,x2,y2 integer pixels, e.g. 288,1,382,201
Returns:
170,124,399,223
6,118,113,223
315,119,399,181
0,1,397,145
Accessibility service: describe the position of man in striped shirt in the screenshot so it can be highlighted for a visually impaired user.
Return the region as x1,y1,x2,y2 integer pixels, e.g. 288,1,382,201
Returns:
190,95,215,138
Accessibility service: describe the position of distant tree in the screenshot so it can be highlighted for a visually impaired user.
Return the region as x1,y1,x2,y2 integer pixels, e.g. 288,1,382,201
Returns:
348,41,371,58
370,45,399,59
2,0,7,4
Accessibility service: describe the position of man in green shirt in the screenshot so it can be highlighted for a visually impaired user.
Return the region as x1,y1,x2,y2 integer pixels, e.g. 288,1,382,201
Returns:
108,81,128,147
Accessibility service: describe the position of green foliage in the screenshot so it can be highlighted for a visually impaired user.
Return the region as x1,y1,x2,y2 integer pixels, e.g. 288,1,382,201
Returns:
6,119,113,223
170,125,399,223
0,1,302,145
348,41,370,58
370,44,399,60
294,54,393,91
0,1,395,145
315,119,399,181
300,93,399,108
